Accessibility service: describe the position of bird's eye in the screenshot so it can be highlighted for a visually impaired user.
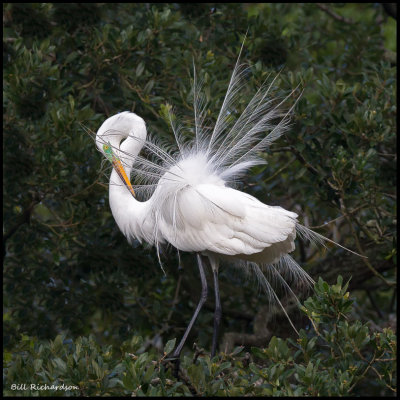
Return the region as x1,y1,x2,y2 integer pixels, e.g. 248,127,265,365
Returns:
103,144,109,151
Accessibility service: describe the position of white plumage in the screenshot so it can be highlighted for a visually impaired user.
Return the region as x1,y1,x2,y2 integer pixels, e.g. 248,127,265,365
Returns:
95,54,361,357
96,111,300,267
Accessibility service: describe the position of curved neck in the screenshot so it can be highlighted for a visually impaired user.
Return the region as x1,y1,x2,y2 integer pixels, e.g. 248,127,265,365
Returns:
109,136,150,242
111,134,144,187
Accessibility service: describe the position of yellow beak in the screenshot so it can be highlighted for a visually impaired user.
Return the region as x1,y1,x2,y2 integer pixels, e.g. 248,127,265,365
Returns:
112,157,136,198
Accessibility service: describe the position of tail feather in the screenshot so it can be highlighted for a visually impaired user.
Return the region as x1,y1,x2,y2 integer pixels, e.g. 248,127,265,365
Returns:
295,223,367,258
232,253,314,336
247,259,312,336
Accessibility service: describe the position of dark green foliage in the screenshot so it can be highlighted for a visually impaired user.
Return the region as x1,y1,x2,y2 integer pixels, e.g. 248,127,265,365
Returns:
3,3,396,396
3,278,396,396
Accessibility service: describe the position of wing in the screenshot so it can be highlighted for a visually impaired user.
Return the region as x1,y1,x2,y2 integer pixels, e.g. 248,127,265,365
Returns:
154,183,298,264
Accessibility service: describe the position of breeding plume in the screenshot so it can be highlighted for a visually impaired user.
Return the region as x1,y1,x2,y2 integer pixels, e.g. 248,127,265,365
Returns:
95,53,361,360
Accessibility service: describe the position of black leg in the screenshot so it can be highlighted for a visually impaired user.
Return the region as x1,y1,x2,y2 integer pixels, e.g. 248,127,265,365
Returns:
170,253,208,360
211,266,221,358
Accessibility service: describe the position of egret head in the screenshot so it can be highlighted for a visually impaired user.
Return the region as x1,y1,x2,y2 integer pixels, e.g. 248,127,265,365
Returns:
96,112,147,198
95,111,147,157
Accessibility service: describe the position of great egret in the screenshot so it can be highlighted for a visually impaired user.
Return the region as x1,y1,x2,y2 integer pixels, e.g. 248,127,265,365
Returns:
95,54,362,361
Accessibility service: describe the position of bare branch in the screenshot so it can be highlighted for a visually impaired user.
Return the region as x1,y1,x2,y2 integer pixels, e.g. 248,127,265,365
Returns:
316,3,354,24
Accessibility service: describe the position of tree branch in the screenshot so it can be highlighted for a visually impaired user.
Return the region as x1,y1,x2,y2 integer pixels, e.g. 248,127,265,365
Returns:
316,3,354,24
308,245,395,291
221,302,307,353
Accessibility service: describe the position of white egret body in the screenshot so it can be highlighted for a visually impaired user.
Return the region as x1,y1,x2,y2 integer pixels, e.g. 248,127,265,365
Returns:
99,112,298,265
95,60,361,359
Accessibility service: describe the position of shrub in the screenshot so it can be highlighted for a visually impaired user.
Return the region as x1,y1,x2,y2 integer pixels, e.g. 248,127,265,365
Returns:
3,277,396,396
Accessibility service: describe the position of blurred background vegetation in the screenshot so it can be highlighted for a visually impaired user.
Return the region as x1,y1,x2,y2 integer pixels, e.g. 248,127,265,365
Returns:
3,3,396,396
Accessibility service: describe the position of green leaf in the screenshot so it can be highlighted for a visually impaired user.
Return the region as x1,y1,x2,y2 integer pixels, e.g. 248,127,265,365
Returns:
251,347,267,359
144,79,155,94
143,363,155,383
164,338,176,355
136,62,145,77
215,361,231,375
